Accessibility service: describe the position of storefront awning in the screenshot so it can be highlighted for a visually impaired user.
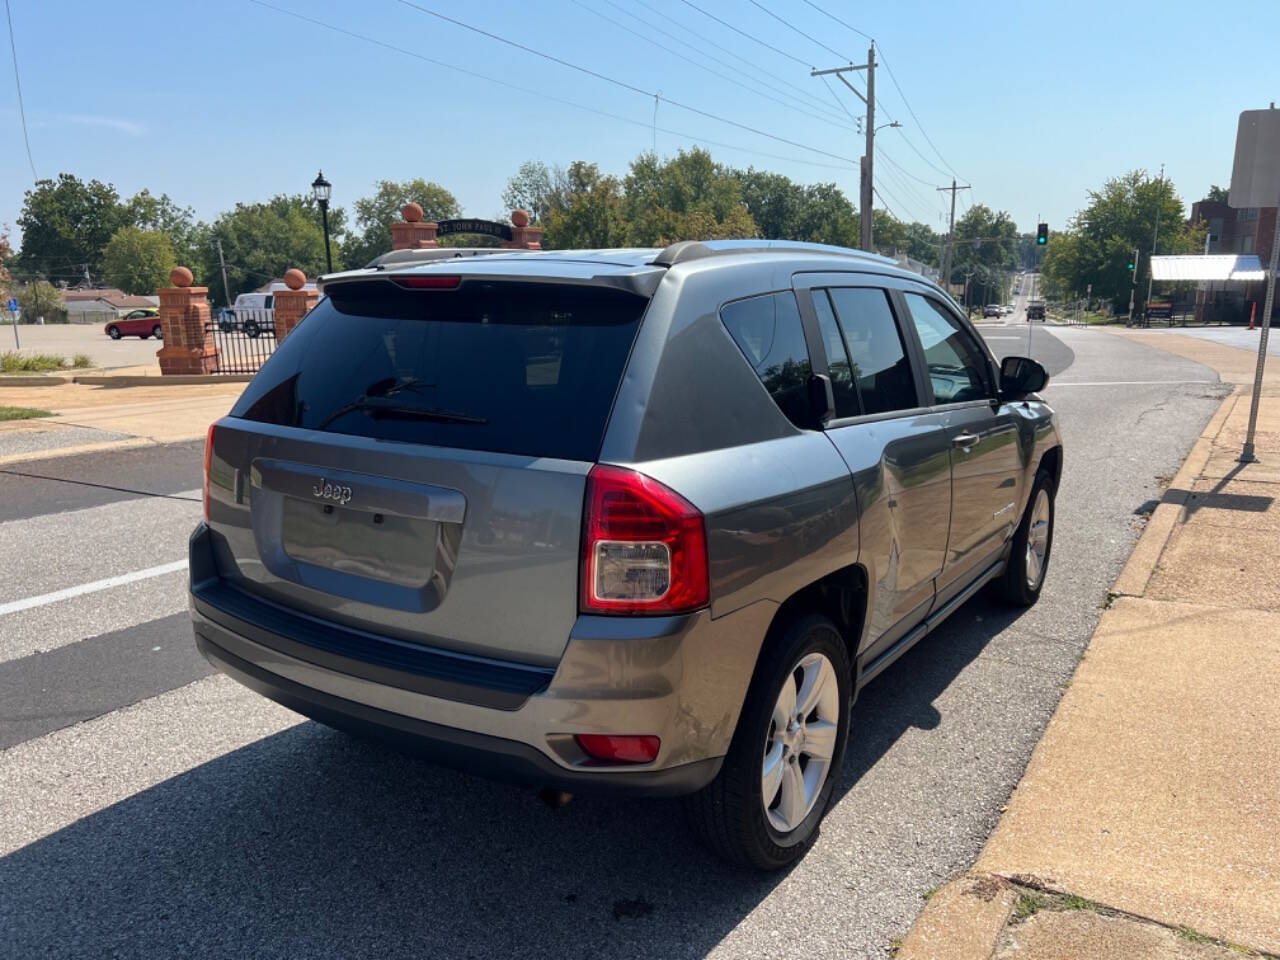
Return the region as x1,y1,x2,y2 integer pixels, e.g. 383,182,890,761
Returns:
1150,254,1266,282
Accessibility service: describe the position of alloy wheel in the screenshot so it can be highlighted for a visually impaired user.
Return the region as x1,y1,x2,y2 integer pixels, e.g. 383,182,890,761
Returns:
761,652,840,834
1025,488,1051,590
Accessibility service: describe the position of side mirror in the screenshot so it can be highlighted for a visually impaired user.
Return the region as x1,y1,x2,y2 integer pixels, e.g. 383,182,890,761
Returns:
999,356,1049,399
808,373,835,427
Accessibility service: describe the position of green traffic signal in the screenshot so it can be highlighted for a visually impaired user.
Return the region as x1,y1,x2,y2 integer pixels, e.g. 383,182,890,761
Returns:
1036,222,1048,245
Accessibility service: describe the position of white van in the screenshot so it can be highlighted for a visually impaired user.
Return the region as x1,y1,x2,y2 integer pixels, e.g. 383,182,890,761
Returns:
229,283,317,338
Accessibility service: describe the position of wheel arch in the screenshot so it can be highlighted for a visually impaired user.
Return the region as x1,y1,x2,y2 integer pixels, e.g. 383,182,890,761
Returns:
764,563,868,684
1037,444,1063,491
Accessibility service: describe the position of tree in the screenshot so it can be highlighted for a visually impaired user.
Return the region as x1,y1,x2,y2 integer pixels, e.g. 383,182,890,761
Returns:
903,221,942,266
344,178,460,269
101,227,176,294
0,227,13,304
124,190,204,276
17,280,66,324
201,195,339,306
502,161,557,224
622,148,756,246
16,174,129,281
542,162,627,250
1042,170,1201,309
1205,184,1229,203
944,203,1019,304
733,169,858,246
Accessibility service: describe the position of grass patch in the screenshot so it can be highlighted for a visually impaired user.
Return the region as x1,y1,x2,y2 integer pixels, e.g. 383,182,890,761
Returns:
1060,894,1099,912
1014,891,1046,920
1,351,92,373
921,884,942,902
1176,926,1215,945
0,405,54,421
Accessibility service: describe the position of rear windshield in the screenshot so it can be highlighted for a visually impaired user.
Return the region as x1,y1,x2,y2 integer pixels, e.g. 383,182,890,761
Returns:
231,280,648,461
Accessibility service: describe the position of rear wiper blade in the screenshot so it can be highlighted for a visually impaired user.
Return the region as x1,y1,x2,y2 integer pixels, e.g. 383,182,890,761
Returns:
319,396,487,429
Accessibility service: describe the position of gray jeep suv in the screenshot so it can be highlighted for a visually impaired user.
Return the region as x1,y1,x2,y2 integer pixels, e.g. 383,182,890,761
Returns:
190,239,1061,870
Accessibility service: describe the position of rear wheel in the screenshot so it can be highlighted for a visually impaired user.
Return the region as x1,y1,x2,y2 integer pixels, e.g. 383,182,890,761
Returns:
244,320,260,338
686,612,851,870
152,324,163,339
995,469,1055,606
107,325,121,340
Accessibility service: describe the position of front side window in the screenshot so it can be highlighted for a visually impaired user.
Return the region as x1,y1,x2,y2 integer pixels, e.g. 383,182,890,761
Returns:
902,292,993,404
826,287,918,415
720,291,813,428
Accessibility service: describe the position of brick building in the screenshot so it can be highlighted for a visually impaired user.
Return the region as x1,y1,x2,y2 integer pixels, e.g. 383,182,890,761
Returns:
1188,197,1276,322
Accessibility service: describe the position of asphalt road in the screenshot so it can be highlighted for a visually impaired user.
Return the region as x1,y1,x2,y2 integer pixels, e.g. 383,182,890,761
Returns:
0,328,1227,959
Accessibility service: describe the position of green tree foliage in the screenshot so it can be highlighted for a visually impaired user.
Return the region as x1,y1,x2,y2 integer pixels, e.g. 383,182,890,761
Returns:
1042,170,1202,309
17,280,66,323
344,179,460,268
623,149,757,246
502,161,557,224
124,190,203,277
903,221,942,266
16,174,129,280
541,162,627,249
101,227,176,295
1205,184,1229,203
945,204,1019,304
733,169,858,246
202,195,339,306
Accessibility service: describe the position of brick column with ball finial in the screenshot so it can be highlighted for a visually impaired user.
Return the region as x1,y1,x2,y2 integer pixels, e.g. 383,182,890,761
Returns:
273,268,319,341
504,209,543,250
389,202,439,250
156,266,219,375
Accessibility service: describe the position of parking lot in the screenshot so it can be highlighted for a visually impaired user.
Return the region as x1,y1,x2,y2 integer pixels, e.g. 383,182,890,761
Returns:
3,323,164,370
0,325,1230,958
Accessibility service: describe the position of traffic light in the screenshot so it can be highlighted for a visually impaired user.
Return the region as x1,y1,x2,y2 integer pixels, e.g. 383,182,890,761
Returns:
1036,223,1048,246
1126,253,1136,272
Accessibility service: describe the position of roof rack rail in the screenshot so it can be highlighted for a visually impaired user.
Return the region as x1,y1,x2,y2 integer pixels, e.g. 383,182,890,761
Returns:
651,238,898,268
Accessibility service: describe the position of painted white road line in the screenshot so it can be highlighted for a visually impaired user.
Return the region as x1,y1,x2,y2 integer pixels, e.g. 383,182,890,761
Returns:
0,560,189,617
982,336,1024,340
1047,380,1217,387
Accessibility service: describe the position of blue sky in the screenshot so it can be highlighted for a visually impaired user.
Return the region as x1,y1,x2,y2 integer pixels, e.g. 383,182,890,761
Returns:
2,0,1274,247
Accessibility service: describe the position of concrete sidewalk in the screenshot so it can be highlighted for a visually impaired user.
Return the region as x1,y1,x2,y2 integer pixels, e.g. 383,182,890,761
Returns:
899,334,1280,959
0,377,244,464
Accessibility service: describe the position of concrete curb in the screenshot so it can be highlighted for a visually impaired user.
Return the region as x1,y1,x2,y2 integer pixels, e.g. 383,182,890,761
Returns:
0,375,74,387
1111,389,1239,598
896,874,1017,960
71,374,254,386
0,436,154,467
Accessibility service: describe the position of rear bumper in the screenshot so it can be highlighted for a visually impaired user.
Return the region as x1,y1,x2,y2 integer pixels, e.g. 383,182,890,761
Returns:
190,524,775,797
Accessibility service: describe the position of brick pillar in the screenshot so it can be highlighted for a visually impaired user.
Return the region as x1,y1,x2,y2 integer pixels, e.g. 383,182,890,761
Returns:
273,268,319,341
503,209,543,250
156,266,218,375
389,202,439,250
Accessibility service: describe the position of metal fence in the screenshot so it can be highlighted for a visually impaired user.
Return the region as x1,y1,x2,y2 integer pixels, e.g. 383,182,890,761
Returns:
206,308,276,375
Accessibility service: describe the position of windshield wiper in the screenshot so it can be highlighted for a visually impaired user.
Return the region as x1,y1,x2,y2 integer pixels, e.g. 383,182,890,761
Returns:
318,396,487,429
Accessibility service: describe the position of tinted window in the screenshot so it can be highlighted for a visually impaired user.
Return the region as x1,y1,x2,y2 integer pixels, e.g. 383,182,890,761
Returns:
720,291,813,429
232,281,647,461
902,293,993,404
826,287,918,415
810,290,859,418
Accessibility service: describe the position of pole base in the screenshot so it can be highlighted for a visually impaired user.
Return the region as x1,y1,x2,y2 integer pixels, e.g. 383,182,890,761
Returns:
1239,443,1258,464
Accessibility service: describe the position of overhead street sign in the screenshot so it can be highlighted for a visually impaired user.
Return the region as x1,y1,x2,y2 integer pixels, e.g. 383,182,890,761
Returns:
1228,108,1280,209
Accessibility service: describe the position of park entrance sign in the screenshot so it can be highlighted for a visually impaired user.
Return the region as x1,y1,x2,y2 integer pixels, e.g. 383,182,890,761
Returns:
1229,107,1280,462
435,219,514,242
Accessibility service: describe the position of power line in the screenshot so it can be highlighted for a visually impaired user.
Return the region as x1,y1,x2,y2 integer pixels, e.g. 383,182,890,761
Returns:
874,144,939,188
747,0,847,61
248,1,853,171
393,0,857,163
611,0,853,122
3,0,36,180
675,0,814,67
571,0,857,133
797,0,963,180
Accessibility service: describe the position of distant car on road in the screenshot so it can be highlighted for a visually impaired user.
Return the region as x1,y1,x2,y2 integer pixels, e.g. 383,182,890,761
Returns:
983,304,1002,318
105,308,162,340
1027,300,1046,321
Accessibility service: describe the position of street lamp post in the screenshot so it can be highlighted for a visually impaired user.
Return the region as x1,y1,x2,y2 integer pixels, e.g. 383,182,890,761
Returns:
311,170,333,274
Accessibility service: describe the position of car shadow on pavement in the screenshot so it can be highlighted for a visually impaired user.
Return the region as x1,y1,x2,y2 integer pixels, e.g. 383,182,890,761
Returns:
1,595,1025,960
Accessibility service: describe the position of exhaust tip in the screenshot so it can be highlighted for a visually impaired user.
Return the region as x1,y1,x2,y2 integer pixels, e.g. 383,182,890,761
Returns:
537,788,574,809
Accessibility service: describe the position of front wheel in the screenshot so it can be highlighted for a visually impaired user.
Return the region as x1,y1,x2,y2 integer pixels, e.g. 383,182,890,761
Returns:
686,612,851,870
994,469,1055,606
152,325,163,339
243,320,260,338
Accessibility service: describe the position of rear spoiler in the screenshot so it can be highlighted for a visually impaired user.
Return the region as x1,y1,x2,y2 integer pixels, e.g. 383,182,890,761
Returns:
319,266,665,300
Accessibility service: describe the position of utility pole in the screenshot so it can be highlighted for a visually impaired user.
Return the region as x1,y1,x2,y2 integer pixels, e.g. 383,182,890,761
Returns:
214,238,231,309
812,43,877,251
936,179,970,294
1144,163,1165,315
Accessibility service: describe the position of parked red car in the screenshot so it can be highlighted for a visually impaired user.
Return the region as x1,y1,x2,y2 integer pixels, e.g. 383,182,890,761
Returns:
105,309,163,340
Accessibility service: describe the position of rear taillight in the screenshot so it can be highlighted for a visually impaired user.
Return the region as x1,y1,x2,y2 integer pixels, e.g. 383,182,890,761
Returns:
202,423,216,523
580,465,709,615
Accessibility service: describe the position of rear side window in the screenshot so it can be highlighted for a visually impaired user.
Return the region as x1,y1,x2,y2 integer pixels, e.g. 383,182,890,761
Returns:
826,287,918,415
232,281,647,461
810,290,859,418
720,291,813,428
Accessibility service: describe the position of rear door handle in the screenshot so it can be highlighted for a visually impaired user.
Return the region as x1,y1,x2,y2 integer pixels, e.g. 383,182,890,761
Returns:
952,432,980,449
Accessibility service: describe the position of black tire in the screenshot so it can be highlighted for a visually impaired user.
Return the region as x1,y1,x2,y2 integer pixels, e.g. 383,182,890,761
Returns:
994,468,1055,606
107,326,121,340
152,325,163,339
685,612,852,871
244,320,260,339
